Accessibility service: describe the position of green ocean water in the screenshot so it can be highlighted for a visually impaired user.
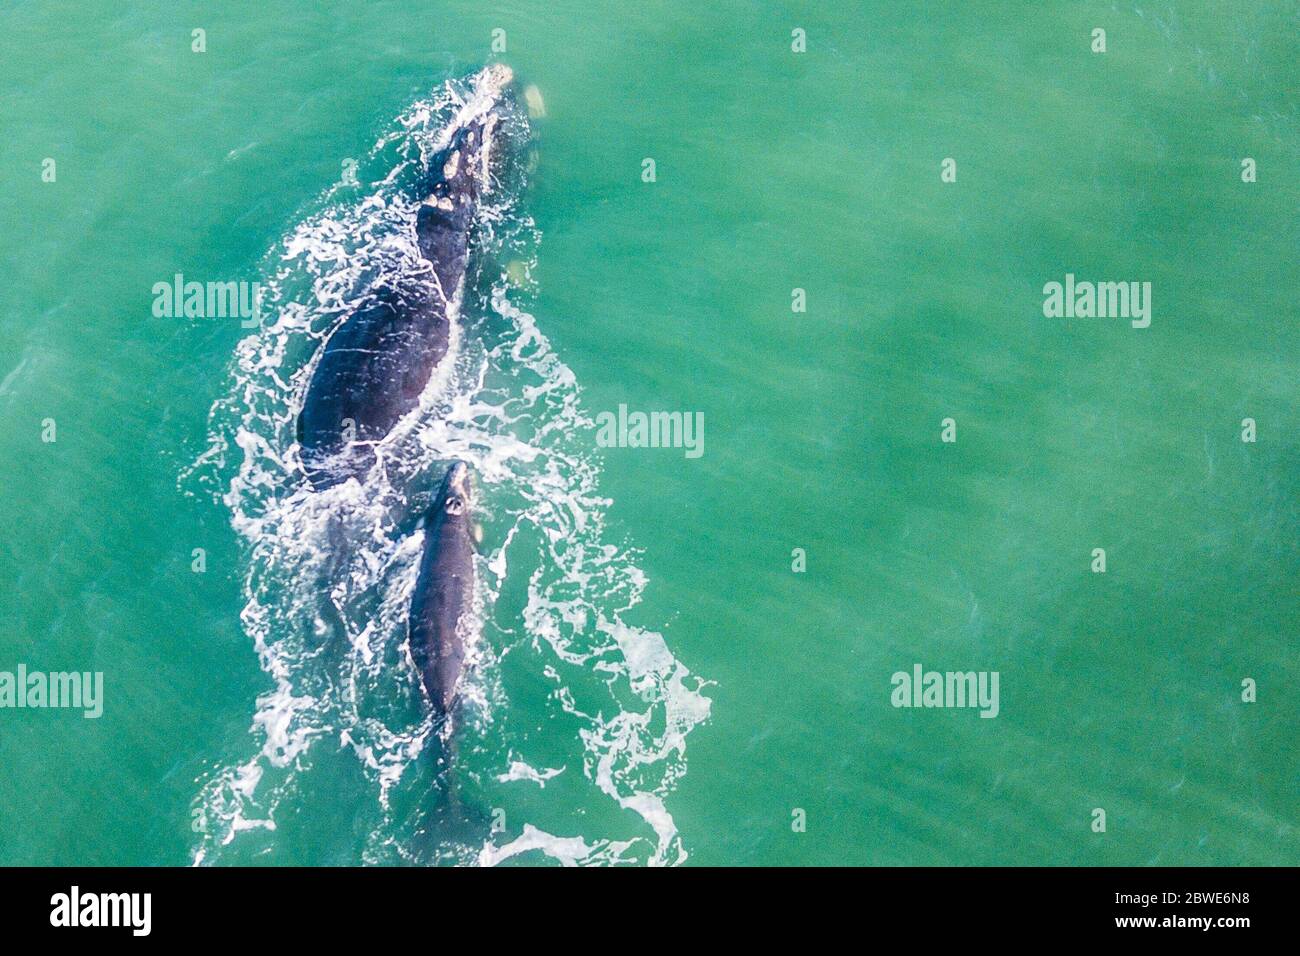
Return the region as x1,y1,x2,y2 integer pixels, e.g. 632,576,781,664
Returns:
0,0,1296,866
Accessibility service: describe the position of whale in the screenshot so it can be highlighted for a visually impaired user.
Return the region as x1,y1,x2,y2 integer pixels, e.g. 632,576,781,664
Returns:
296,66,514,488
408,460,477,720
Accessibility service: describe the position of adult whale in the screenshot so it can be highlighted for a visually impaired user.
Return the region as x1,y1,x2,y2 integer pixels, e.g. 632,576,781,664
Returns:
296,66,514,488
408,460,477,720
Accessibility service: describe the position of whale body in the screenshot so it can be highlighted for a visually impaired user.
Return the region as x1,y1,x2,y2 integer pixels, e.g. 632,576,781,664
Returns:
408,461,477,719
296,66,513,488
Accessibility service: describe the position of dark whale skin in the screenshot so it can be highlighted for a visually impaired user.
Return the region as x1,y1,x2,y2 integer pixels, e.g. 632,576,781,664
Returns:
296,279,450,487
408,461,476,718
296,119,495,489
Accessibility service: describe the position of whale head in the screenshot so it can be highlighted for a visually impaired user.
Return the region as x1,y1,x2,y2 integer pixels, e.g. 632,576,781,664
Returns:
437,460,473,517
416,66,519,283
425,65,515,201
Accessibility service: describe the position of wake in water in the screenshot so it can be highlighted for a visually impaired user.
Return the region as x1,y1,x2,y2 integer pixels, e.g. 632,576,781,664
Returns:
184,68,711,866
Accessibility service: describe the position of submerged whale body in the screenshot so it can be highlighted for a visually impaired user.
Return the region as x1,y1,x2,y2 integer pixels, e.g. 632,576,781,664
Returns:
409,460,477,719
296,66,514,489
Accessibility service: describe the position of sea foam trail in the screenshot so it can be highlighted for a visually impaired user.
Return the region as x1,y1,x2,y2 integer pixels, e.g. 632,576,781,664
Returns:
185,70,711,866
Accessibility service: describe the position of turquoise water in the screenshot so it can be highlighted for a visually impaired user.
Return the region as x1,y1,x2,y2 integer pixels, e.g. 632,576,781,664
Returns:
0,1,1296,865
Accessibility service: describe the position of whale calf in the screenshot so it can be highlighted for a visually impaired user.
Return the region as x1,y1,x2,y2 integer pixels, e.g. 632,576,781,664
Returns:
296,66,514,488
408,461,477,719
